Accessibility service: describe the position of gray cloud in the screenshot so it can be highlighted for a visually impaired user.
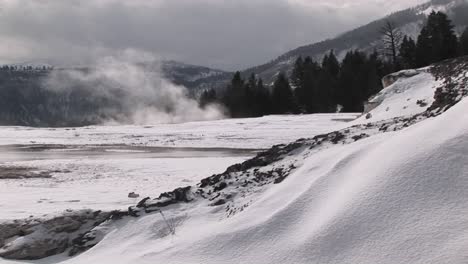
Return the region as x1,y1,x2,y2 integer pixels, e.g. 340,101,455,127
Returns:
0,0,427,70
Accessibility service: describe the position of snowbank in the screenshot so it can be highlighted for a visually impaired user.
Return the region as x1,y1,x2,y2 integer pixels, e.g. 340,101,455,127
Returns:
359,69,440,123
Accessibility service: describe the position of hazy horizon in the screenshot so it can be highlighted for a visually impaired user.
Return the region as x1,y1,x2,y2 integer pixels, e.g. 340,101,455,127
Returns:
0,0,427,71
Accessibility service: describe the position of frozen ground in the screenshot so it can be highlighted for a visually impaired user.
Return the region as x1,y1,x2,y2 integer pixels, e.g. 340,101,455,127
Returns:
0,114,357,220
0,114,358,149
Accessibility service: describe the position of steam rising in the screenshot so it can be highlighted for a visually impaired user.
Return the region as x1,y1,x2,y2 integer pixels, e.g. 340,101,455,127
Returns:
43,53,224,125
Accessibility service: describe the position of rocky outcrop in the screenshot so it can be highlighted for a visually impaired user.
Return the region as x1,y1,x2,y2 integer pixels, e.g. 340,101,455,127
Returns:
0,210,118,260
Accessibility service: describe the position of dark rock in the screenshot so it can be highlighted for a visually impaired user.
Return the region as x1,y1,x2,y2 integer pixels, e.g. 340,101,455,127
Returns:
213,182,227,192
211,199,226,206
128,192,140,198
136,197,151,208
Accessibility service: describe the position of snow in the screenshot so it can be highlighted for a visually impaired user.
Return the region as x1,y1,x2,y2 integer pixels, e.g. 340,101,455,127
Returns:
0,157,246,220
0,114,358,149
0,114,357,220
356,70,440,123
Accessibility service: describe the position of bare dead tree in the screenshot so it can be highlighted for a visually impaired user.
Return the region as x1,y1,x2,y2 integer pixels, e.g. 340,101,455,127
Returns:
380,20,403,68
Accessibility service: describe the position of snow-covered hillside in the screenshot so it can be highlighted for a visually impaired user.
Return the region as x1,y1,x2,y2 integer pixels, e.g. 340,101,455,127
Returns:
160,61,231,91
1,56,468,263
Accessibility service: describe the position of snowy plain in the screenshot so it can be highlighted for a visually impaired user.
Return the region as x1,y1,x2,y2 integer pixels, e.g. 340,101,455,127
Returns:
0,113,358,149
0,114,358,220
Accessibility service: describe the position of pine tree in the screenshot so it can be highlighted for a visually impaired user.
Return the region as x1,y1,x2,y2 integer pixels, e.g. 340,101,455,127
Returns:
255,78,272,116
243,73,257,117
317,50,340,112
301,56,321,112
291,57,307,112
290,56,304,89
416,26,432,67
322,50,340,78
435,11,458,60
338,50,367,112
460,27,468,56
199,89,217,108
399,35,417,69
365,51,384,98
222,71,245,117
272,72,295,114
416,11,458,67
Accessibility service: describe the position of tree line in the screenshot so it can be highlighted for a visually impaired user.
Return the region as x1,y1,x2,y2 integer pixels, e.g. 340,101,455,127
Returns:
398,11,468,69
200,11,468,117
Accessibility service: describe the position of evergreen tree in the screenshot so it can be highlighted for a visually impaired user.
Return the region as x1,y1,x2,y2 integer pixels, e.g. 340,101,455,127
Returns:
301,56,321,112
243,73,257,116
272,72,295,114
317,50,340,112
460,27,468,56
199,89,217,108
399,35,417,69
416,11,458,67
322,50,340,78
365,51,384,98
290,56,304,90
338,50,367,112
416,26,432,67
222,71,246,117
254,78,272,116
291,57,307,112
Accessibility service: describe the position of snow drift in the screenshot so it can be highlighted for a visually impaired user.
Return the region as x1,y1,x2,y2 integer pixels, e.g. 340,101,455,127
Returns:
2,56,468,264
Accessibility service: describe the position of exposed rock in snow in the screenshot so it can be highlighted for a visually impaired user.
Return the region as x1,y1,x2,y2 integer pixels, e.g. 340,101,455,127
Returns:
0,210,120,260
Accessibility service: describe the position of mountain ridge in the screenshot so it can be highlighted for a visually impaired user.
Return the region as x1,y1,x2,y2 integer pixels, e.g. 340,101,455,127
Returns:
237,0,468,84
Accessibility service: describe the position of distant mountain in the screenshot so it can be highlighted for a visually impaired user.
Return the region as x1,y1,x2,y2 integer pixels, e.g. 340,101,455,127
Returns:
2,60,231,92
237,0,468,84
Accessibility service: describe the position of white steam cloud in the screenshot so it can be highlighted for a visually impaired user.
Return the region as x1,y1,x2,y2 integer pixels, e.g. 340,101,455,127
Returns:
43,51,225,125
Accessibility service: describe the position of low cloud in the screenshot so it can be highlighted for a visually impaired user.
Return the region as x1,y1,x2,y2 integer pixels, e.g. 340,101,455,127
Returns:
0,0,427,70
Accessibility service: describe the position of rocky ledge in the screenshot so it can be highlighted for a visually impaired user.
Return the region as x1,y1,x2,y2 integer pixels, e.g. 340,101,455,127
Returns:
0,209,126,260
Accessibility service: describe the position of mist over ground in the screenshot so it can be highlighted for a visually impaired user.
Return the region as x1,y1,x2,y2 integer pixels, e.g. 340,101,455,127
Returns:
42,52,225,125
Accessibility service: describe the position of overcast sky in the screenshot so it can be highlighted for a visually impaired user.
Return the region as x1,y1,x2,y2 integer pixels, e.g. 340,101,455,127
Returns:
0,0,427,70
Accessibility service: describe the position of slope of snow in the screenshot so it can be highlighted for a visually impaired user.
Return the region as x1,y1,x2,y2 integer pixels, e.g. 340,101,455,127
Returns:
356,70,440,123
